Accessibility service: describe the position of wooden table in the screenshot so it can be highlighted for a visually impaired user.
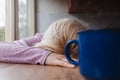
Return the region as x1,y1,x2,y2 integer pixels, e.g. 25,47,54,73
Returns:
0,62,86,80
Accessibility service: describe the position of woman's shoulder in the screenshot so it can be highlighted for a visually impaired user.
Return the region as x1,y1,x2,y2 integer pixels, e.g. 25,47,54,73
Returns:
35,33,44,39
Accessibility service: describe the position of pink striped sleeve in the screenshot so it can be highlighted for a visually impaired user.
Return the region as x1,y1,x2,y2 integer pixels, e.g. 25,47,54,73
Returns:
0,33,51,65
14,33,43,46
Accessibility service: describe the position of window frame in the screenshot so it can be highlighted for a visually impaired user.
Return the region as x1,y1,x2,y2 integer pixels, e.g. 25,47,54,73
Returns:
5,0,35,42
28,0,36,37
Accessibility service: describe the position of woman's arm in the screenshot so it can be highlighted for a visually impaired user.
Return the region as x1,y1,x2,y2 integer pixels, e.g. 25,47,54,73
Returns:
14,33,43,47
0,42,75,68
0,42,51,65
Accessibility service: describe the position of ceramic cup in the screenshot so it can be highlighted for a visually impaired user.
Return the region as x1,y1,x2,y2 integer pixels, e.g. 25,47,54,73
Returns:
65,29,120,80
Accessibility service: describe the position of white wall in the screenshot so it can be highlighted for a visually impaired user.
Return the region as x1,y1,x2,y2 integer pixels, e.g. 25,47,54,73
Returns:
36,0,87,32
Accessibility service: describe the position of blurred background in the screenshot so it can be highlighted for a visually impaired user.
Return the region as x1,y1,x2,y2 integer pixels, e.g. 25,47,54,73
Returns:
0,0,120,42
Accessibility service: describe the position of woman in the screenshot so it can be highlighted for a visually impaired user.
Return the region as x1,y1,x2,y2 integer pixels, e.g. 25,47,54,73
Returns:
0,18,87,68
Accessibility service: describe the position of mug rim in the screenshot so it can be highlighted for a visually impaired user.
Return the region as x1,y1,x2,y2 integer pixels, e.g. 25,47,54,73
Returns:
77,28,120,34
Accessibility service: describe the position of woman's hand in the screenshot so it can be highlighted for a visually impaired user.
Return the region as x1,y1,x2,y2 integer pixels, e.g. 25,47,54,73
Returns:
45,53,75,68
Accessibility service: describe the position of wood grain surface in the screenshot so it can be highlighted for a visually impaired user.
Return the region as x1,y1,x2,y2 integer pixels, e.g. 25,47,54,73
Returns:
0,62,86,80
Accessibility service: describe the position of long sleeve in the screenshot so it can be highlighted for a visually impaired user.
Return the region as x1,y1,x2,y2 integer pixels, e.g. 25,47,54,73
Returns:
14,33,43,47
0,33,51,65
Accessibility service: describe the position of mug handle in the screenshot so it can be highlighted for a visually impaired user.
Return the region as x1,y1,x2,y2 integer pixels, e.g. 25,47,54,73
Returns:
65,40,79,66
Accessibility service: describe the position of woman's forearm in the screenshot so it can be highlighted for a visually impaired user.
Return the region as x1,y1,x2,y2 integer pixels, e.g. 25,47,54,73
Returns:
0,42,51,64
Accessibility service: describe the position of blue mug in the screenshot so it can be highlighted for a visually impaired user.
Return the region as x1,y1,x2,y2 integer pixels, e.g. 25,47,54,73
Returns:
65,29,120,80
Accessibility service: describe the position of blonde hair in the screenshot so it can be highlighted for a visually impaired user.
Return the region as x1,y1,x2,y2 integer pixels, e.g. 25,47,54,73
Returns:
35,18,87,58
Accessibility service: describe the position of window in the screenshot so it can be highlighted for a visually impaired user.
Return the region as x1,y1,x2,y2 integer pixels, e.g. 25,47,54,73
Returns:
0,0,6,41
0,0,35,42
18,0,35,39
19,0,28,39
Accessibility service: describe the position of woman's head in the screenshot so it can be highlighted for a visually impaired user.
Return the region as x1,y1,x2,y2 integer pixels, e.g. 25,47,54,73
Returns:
35,18,87,58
